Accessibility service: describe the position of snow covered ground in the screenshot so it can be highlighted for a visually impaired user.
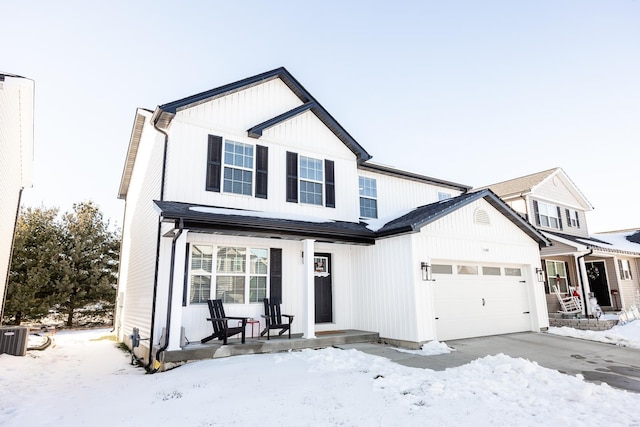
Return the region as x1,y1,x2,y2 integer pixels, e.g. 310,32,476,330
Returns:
2,323,640,427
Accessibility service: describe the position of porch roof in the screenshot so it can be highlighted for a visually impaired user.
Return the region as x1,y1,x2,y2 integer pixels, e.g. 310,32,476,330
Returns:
544,230,640,257
154,200,376,245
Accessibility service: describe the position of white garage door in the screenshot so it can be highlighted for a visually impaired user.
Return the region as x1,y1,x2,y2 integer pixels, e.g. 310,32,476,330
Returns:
432,263,532,341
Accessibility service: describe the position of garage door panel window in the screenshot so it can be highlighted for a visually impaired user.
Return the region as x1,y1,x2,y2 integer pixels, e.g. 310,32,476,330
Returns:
504,268,522,277
482,266,501,276
432,264,453,274
458,265,478,275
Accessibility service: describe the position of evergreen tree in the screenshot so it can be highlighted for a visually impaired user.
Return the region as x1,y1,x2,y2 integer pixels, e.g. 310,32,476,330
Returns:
4,207,62,324
57,201,120,327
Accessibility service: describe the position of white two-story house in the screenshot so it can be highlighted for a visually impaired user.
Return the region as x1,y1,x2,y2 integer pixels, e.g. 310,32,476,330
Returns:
116,68,550,366
479,168,640,315
0,73,34,322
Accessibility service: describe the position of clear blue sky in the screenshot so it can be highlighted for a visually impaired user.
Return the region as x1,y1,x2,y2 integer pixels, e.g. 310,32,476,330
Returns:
3,0,639,232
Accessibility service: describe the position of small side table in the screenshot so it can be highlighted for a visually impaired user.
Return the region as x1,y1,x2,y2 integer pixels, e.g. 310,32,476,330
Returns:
240,319,260,339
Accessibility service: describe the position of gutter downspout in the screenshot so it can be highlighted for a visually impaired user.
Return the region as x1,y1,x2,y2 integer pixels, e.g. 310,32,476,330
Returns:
144,116,170,371
150,218,184,374
0,189,23,324
576,248,593,316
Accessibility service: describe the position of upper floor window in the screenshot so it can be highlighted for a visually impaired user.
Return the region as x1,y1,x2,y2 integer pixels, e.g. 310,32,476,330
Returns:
299,156,323,205
438,192,451,201
566,209,580,228
359,176,378,218
286,152,335,208
223,141,253,195
206,135,268,199
534,201,561,229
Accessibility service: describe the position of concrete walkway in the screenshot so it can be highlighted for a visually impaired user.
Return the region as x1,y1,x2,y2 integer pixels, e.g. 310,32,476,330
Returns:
337,332,640,393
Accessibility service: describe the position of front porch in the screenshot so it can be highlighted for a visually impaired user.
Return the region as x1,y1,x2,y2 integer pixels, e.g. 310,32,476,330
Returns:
157,329,379,367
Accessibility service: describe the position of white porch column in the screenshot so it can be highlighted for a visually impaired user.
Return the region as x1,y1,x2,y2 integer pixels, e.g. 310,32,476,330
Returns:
167,230,188,351
302,239,316,339
576,254,592,316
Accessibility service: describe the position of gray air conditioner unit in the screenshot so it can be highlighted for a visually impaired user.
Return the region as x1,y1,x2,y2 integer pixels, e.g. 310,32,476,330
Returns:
0,326,29,356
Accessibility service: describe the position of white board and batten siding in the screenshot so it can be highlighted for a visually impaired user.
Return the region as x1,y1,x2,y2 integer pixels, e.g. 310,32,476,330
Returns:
0,75,33,318
116,111,165,345
165,86,359,222
414,198,547,342
358,168,465,223
350,234,420,343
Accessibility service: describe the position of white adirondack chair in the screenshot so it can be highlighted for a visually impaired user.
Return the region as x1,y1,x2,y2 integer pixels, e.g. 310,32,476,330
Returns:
553,285,583,314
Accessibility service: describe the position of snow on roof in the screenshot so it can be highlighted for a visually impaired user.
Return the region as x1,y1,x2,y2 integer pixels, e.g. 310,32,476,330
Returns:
590,230,640,255
189,206,334,223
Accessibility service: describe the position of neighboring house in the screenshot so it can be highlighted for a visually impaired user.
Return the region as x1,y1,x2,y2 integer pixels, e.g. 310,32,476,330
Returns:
479,168,640,315
116,67,550,365
0,73,34,323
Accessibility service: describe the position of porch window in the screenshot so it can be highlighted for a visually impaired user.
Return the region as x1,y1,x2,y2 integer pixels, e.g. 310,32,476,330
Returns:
189,245,213,304
619,259,633,280
546,260,568,293
299,156,324,205
189,245,268,304
359,176,378,218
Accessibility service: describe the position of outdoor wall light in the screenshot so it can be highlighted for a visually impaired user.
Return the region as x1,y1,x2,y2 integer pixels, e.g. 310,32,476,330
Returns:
536,268,545,282
421,262,433,281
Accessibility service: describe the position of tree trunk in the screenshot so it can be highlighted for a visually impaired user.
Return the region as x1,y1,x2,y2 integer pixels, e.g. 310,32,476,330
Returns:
66,309,74,327
14,311,22,325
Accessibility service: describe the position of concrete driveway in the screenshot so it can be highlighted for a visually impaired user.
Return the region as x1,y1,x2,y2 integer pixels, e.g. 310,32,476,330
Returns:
338,332,640,393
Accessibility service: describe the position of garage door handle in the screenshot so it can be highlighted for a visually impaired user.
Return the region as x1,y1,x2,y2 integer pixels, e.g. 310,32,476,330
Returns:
482,298,485,306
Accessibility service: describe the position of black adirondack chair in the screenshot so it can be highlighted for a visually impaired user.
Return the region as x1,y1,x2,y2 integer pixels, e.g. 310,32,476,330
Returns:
261,298,294,340
201,299,248,345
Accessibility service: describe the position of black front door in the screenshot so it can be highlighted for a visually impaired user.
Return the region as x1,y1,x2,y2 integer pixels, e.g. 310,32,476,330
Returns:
586,261,611,306
314,253,332,323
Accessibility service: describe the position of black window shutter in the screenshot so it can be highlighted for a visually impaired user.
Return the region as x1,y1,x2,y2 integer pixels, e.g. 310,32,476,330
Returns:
325,159,335,208
565,209,572,227
255,145,268,199
557,206,563,230
533,200,541,226
206,135,222,192
269,248,282,302
286,151,298,203
576,212,581,228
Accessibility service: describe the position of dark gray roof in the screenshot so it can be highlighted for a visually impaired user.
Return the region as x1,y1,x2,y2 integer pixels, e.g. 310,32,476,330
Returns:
376,190,550,247
627,231,640,244
544,230,612,247
153,67,372,163
359,162,471,192
154,200,376,245
154,190,549,247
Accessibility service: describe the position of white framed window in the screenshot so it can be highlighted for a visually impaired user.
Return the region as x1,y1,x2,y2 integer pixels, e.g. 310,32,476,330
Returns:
189,245,268,304
546,260,567,293
568,209,580,227
504,267,522,277
619,259,633,280
299,156,323,205
537,202,560,229
223,140,254,195
189,245,213,304
438,192,451,201
359,176,378,218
